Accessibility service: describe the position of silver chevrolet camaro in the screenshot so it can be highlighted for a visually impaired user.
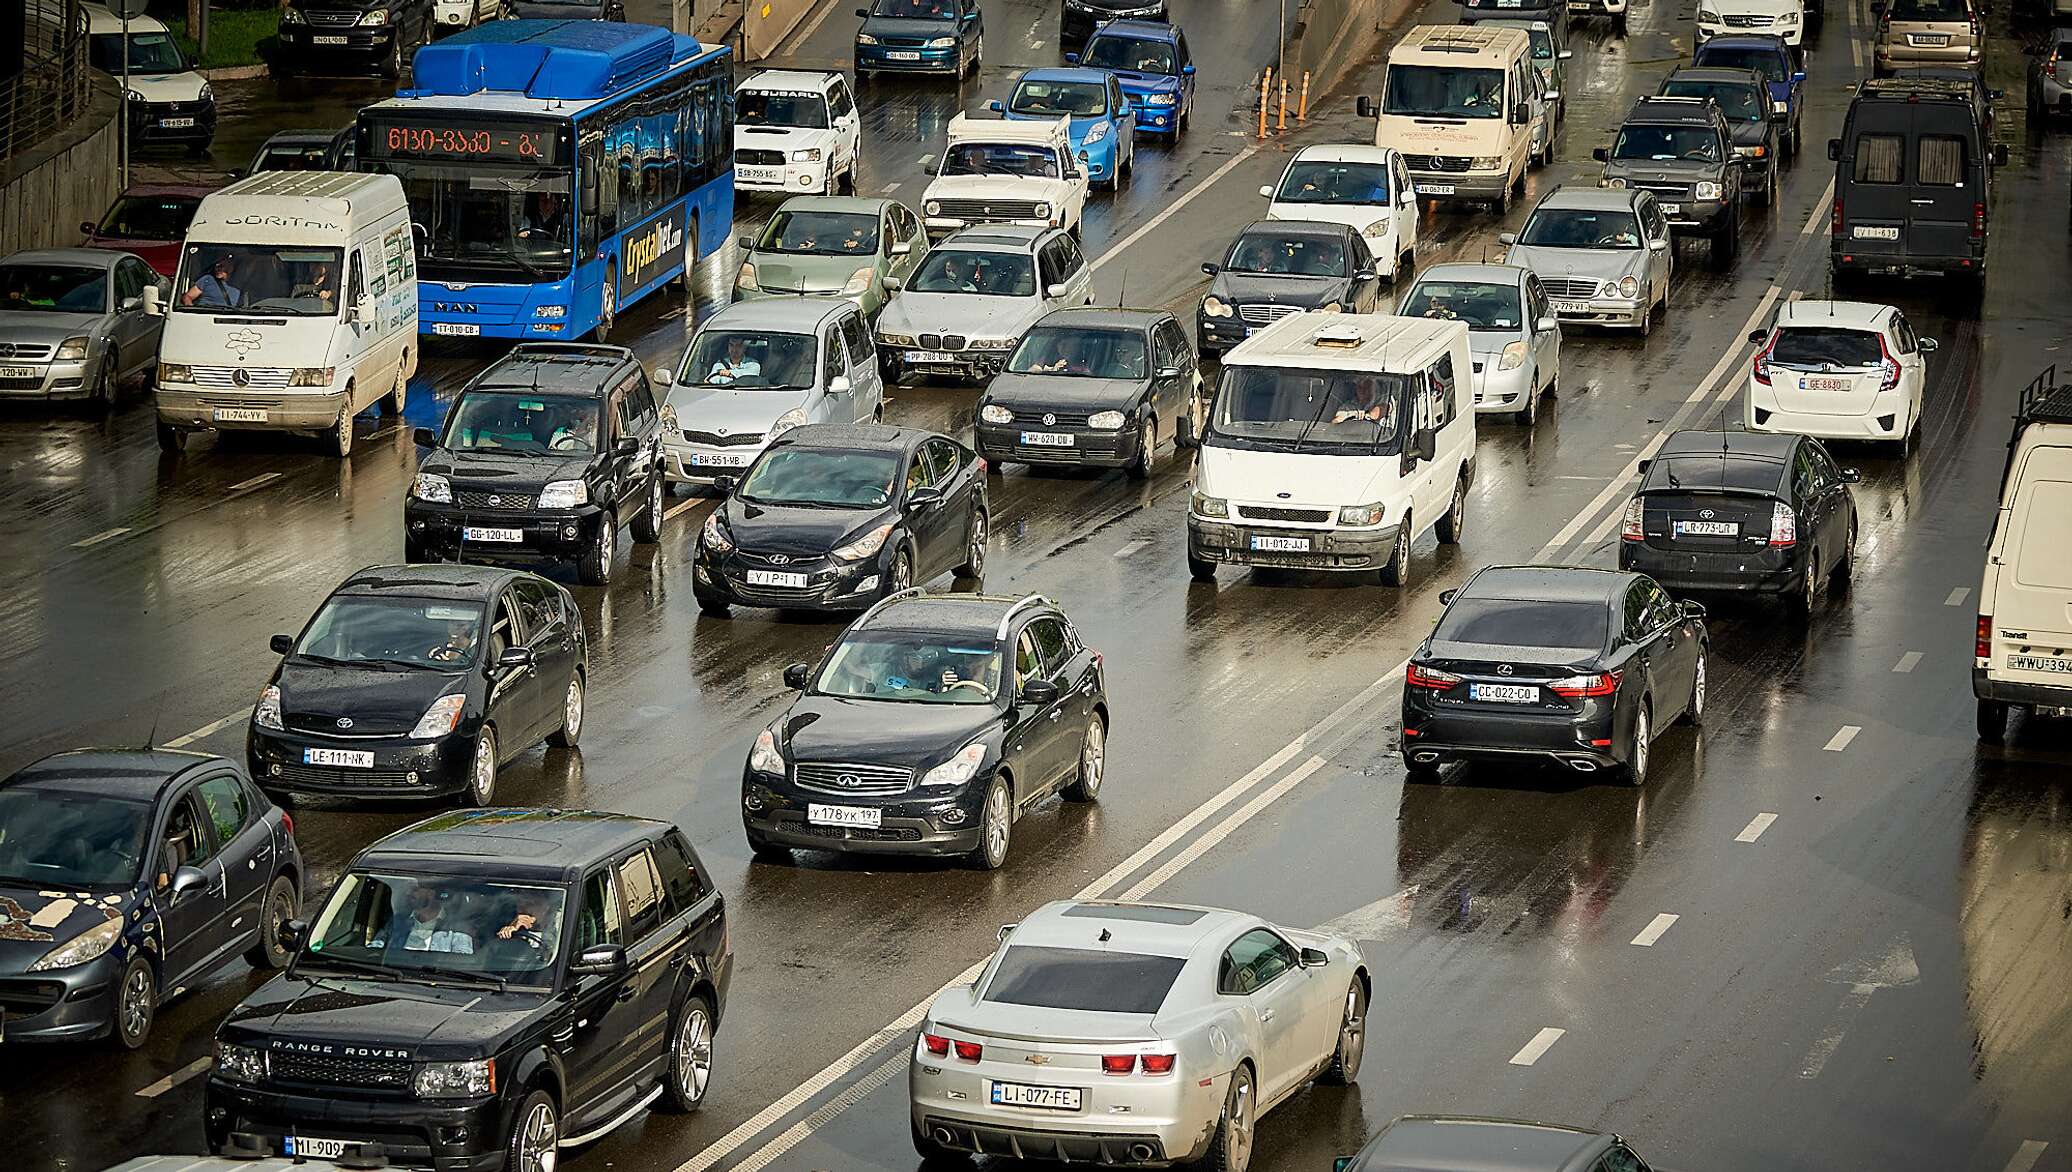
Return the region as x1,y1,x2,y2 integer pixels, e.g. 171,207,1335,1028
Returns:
910,899,1368,1171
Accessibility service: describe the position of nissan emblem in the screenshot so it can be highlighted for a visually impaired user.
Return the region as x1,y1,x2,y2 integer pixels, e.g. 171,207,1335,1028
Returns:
488,495,502,507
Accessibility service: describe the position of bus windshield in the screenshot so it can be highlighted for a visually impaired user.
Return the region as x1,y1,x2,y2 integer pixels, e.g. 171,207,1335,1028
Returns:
1211,366,1408,453
1383,65,1506,119
382,164,576,282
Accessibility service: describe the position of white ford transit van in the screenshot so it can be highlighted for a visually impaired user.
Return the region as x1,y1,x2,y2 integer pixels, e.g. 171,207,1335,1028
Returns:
1356,24,1536,214
1183,312,1476,586
1975,370,2072,741
149,171,417,456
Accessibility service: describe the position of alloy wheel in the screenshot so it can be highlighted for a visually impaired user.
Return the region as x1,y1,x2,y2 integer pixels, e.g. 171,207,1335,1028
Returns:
1631,707,1650,785
564,678,584,740
471,735,496,804
518,1101,557,1172
964,512,987,578
597,520,615,575
676,1004,713,1105
983,783,1010,866
120,964,152,1041
889,549,912,594
1691,656,1706,721
1081,720,1104,796
1338,983,1366,1076
1227,1067,1255,1172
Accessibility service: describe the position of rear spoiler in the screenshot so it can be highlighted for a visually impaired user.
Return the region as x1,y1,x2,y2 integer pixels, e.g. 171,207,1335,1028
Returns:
2005,364,2072,487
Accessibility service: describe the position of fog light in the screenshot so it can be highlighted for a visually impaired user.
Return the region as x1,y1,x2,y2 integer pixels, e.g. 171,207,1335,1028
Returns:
695,565,712,583
853,574,880,593
269,763,282,776
940,806,969,826
407,771,419,784
800,174,814,187
744,789,767,812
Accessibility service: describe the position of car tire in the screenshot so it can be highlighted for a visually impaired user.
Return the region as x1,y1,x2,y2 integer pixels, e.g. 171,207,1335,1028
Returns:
110,954,156,1050
84,350,116,414
1684,653,1706,727
1794,554,1819,619
1612,10,1628,32
1200,1064,1256,1172
1062,716,1105,802
659,994,716,1113
380,36,403,79
383,363,407,414
1757,163,1777,207
503,1090,559,1172
546,673,584,748
967,776,1012,870
463,728,498,807
1514,375,1540,426
595,264,617,342
1976,697,2010,743
883,546,914,599
329,408,354,458
1188,552,1217,582
1129,413,1158,479
954,509,987,579
1713,220,1738,269
243,874,300,969
1318,980,1366,1085
1435,475,1466,544
578,513,616,586
1831,518,1857,587
155,420,186,453
631,475,663,543
1378,514,1412,586
1625,702,1651,787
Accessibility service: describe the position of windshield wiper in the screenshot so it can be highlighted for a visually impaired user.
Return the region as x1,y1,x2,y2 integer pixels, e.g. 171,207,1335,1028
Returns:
294,952,406,982
354,657,442,672
411,965,508,992
289,651,358,669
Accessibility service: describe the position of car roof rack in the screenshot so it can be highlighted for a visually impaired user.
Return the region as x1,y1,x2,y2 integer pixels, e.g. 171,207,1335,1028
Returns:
995,593,1051,640
1856,76,1975,102
855,586,929,628
2005,364,2072,484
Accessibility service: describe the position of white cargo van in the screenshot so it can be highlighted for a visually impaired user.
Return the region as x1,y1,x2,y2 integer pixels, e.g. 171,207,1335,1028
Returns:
1975,369,2072,741
148,171,417,456
1355,24,1536,213
1182,312,1476,587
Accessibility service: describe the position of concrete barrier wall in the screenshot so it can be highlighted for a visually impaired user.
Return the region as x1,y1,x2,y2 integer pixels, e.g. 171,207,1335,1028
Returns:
0,75,120,257
742,0,818,57
1289,0,1425,100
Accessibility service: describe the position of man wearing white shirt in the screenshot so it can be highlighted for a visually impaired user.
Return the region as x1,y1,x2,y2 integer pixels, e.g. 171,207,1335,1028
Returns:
390,885,474,955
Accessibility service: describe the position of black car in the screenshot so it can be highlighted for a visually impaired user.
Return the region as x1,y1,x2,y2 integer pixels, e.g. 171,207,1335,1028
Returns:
204,809,729,1172
1594,96,1741,265
1196,219,1382,356
507,0,626,19
248,565,588,808
1400,565,1707,785
245,127,357,176
1059,0,1166,46
744,591,1108,869
974,307,1202,476
1828,75,2006,297
693,423,987,615
1657,67,1782,206
1617,430,1860,611
0,750,301,1048
1337,1115,1662,1172
276,0,436,78
406,343,666,586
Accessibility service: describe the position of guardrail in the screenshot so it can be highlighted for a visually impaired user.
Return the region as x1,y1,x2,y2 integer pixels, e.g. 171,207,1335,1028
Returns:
0,0,91,174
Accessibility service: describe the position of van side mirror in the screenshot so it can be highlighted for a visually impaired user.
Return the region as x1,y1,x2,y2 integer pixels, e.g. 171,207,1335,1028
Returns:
923,158,939,175
783,662,812,689
270,633,294,655
570,943,629,977
1411,426,1436,462
141,284,164,316
413,426,437,447
350,296,373,323
1356,95,1378,118
1591,146,1610,162
1510,103,1529,124
1827,137,1841,161
653,365,674,386
828,375,852,394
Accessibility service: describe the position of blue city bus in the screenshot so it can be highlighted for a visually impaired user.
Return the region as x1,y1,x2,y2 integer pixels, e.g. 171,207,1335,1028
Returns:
357,20,733,341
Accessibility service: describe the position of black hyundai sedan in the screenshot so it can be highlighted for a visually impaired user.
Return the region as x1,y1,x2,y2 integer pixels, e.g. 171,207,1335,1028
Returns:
974,307,1203,477
743,591,1108,869
1400,566,1707,786
248,565,587,808
693,423,988,616
0,750,300,1048
1196,219,1382,356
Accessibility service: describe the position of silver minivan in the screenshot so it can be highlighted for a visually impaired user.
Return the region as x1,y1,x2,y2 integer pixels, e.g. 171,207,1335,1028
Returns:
655,298,886,490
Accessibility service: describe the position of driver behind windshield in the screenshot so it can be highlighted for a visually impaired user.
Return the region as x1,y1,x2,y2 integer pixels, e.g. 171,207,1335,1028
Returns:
707,336,762,385
1032,333,1097,374
1330,377,1388,425
549,402,599,451
380,884,476,955
427,616,478,664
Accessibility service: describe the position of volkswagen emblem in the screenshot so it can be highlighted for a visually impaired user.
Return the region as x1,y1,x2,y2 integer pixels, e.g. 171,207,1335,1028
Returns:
336,717,354,729
1042,412,1057,426
488,495,502,507
1496,664,1514,676
231,367,250,388
767,554,792,566
836,773,861,789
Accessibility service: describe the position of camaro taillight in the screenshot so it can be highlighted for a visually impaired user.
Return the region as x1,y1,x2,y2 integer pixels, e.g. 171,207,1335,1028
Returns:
1769,500,1798,547
922,1033,950,1057
1140,1053,1176,1074
1102,1054,1137,1075
1877,333,1901,393
1622,497,1645,541
1406,663,1462,690
1549,671,1621,698
953,1040,983,1062
1976,614,1992,659
1752,333,1777,386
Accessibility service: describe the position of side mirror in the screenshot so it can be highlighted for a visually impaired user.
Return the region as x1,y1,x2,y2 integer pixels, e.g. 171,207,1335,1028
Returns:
413,426,437,447
1298,946,1330,967
923,158,939,175
1637,458,1652,475
1156,365,1181,379
1498,231,1517,246
1591,146,1610,162
141,284,164,316
1558,48,1573,59
1536,315,1558,332
1182,63,1195,75
986,99,1004,112
737,235,753,250
498,645,535,669
854,6,868,15
1747,329,1768,344
828,374,852,394
909,484,942,506
1353,269,1378,283
1920,336,1940,352
1439,588,1458,605
1681,599,1708,621
1827,137,1841,161
997,923,1017,941
1412,426,1436,462
1792,70,1807,83
80,220,96,235
1064,51,1080,64
614,436,639,457
570,943,629,977
121,295,143,312
1335,1160,1357,1172
1019,677,1061,705
279,918,307,950
1510,103,1529,124
1544,88,1561,100
1258,184,1275,198
712,474,739,495
653,365,674,386
783,662,812,689
1839,467,1864,483
270,633,294,655
1356,95,1378,118
891,241,912,256
1046,282,1069,298
1201,261,1220,275
884,275,904,291
1992,143,2010,167
1649,238,1669,252
169,866,210,902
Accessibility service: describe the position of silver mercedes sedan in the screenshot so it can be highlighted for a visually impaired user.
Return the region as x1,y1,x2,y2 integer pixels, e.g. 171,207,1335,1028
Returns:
0,247,167,408
909,899,1368,1171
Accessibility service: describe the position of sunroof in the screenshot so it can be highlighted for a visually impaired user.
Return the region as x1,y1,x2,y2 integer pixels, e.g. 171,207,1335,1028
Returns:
1062,903,1208,925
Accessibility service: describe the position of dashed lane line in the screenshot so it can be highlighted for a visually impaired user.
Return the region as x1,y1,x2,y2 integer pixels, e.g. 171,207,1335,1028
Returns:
1823,725,1862,752
136,1056,211,1099
228,472,282,492
1089,148,1261,273
1736,812,1779,843
1113,539,1149,558
1508,1027,1566,1067
1630,913,1680,947
2005,1141,2049,1172
1945,586,1971,606
1894,651,1923,673
71,527,132,548
164,710,250,749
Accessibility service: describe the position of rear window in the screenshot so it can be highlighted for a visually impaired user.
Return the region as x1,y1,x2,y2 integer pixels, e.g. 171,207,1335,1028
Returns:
1852,134,1905,184
1888,0,1968,19
1773,327,1882,367
1644,456,1786,493
1919,135,1966,185
1435,597,1608,654
982,946,1186,1014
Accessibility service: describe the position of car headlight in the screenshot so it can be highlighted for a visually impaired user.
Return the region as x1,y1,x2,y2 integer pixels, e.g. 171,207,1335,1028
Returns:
198,82,215,103
701,510,734,552
534,305,567,319
359,8,389,23
1202,296,1233,318
1316,302,1343,314
1085,120,1110,144
1772,100,1790,114
1780,9,1798,20
215,1040,269,1085
791,147,823,163
1143,91,1178,105
925,34,956,47
1498,340,1529,371
856,31,878,44
834,522,895,561
1695,181,1723,200
1698,7,1719,18
1739,144,1768,158
924,200,942,217
920,741,987,788
1192,492,1228,518
1032,202,1051,219
1362,217,1391,237
27,917,122,972
281,6,306,22
412,472,453,503
411,693,467,740
1471,156,1503,170
1605,176,1628,189
842,266,876,295
289,367,335,386
1337,501,1386,526
255,685,284,731
1088,409,1128,430
54,336,90,361
124,88,144,104
660,404,680,433
537,479,588,509
969,336,1017,351
158,363,192,383
1613,275,1641,299
980,403,1014,424
415,1058,495,1099
736,261,758,289
880,331,917,347
750,725,786,774
768,406,809,438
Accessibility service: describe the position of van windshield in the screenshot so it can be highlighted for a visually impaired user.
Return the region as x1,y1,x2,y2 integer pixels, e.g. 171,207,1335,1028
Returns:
173,243,345,316
1211,366,1407,453
1383,65,1506,119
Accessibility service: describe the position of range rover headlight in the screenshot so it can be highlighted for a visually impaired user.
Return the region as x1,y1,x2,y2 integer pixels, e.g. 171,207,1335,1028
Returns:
26,917,122,972
415,1058,496,1098
215,1040,270,1085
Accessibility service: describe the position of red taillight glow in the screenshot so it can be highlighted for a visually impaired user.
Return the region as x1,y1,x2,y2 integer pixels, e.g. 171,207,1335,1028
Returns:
953,1040,983,1062
1102,1055,1137,1075
1549,671,1621,698
1877,332,1901,393
1406,663,1463,690
977,457,989,474
280,811,295,836
1753,332,1778,386
1971,201,1986,240
1140,1054,1177,1074
1622,497,1645,542
1831,196,1844,236
1769,500,1798,547
1976,614,1992,659
923,1033,950,1057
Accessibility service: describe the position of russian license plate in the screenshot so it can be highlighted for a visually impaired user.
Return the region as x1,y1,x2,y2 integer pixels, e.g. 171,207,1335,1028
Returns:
1912,32,1948,43
990,1081,1082,1111
886,50,922,59
1804,376,1853,391
738,167,780,182
214,407,268,423
690,451,750,467
907,350,958,363
311,34,348,43
1551,299,1590,314
159,116,196,128
462,526,524,543
1674,519,1738,537
0,366,40,379
432,322,481,336
1469,682,1539,704
746,569,808,587
1020,431,1074,447
286,1137,360,1159
807,803,882,828
2010,654,2072,674
303,747,374,769
1660,203,1682,216
1250,534,1310,552
1854,225,1901,240
1417,182,1456,195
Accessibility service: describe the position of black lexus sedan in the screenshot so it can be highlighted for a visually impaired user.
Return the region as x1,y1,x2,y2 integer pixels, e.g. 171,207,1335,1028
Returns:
0,750,300,1048
974,307,1203,476
1196,219,1382,356
1617,430,1860,613
1400,566,1707,786
405,343,666,587
743,591,1108,869
247,565,587,808
693,423,987,616
205,809,729,1172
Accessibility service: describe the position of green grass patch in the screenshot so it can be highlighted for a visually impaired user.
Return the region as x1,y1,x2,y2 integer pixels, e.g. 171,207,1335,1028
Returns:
163,6,280,71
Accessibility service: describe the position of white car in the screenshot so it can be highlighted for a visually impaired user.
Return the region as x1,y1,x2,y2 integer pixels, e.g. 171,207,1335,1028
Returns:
1259,144,1421,283
911,900,1367,1170
1697,0,1805,45
735,70,863,196
432,0,502,33
1746,299,1936,447
876,224,1094,384
85,4,214,155
1399,262,1561,426
922,114,1089,241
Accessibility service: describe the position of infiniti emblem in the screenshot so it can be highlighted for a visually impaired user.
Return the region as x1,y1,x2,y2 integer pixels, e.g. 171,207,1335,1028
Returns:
767,554,792,566
1042,412,1057,426
1496,665,1514,676
836,774,860,788
336,717,354,729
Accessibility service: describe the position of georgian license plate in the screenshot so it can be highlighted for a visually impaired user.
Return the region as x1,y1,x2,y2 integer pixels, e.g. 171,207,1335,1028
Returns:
907,350,958,363
2009,654,2072,674
807,803,882,828
1417,182,1456,195
1911,32,1949,43
738,167,780,182
159,116,196,128
1020,431,1074,447
1853,225,1901,240
462,526,524,543
1674,519,1738,536
432,322,480,336
690,451,750,467
1550,299,1591,314
1659,203,1682,216
311,34,348,44
746,569,808,587
214,407,268,423
1469,682,1539,704
303,747,374,769
1250,534,1310,552
886,50,922,59
286,1137,362,1159
0,366,37,379
1805,376,1853,391
990,1081,1082,1111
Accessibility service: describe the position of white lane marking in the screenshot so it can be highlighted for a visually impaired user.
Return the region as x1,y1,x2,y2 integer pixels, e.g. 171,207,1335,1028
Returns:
1114,539,1149,558
1801,175,1837,235
665,495,703,521
1788,289,1804,302
71,527,132,548
1735,812,1779,843
732,1047,914,1172
1508,1027,1565,1066
229,472,282,492
1798,983,1876,1078
1945,586,1971,606
885,181,902,193
2004,1141,2050,1172
164,709,250,749
1851,37,1863,68
915,152,933,165
1119,756,1328,901
1894,651,1923,673
1800,937,1919,1078
136,1055,212,1098
1823,725,1861,752
1630,913,1679,947
1316,886,1421,939
1091,148,1261,272
776,0,845,55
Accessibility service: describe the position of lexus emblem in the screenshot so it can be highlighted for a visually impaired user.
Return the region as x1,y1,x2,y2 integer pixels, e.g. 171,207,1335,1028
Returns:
1042,412,1057,426
1496,665,1514,676
488,495,503,507
1025,1054,1050,1065
836,774,861,789
231,367,250,388
1699,509,1715,519
336,717,354,729
767,554,792,566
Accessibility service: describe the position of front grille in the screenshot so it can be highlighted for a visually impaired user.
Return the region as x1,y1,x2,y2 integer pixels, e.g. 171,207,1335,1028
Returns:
1240,550,1375,569
273,763,422,789
791,821,925,842
193,365,291,390
682,429,765,447
876,34,930,46
1008,408,1094,427
0,377,44,391
1237,303,1302,326
794,761,915,795
456,489,537,509
1722,12,1774,24
270,1050,413,1089
303,9,364,25
917,333,970,351
1239,505,1331,523
1541,277,1603,300
0,979,65,1019
1632,181,1691,198
736,148,785,167
0,342,52,360
930,198,1043,221
1404,154,1472,173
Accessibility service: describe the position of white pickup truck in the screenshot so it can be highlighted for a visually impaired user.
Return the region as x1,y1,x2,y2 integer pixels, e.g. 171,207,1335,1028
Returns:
921,114,1089,242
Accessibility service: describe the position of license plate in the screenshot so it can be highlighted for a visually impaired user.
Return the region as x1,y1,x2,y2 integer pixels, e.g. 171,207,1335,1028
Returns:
1417,182,1456,195
311,34,348,43
990,1081,1082,1111
214,407,268,423
303,747,374,769
1853,226,1901,240
807,803,882,828
159,116,196,128
2010,654,2072,674
1250,534,1310,552
907,350,958,363
286,1137,360,1159
690,451,750,467
738,167,780,182
746,569,808,587
1469,682,1539,704
1551,299,1590,314
1804,377,1853,391
1660,203,1682,216
1911,33,1948,43
886,50,922,59
0,366,39,379
1020,431,1074,447
1674,519,1738,536
432,322,480,336
463,526,524,543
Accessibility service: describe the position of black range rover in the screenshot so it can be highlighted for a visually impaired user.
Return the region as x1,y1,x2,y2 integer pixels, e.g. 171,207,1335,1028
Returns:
205,808,730,1172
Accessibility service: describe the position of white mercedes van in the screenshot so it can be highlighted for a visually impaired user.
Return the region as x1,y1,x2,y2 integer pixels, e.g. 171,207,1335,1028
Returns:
1975,370,2072,741
149,171,417,456
1183,312,1476,587
1357,24,1536,214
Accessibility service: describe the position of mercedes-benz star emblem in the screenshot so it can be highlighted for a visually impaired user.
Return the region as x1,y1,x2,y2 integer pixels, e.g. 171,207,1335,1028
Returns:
231,367,250,388
836,774,860,789
1496,664,1514,676
1042,412,1057,426
336,717,354,729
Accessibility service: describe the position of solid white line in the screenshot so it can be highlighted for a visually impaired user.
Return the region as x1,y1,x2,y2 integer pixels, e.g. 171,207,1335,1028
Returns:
1799,982,1876,1078
71,526,131,548
1630,913,1679,947
1823,725,1861,752
1894,651,1923,673
1119,756,1328,901
164,709,250,749
1801,176,1837,236
1851,37,1863,68
1114,539,1149,558
1945,586,1971,606
1508,1027,1565,1066
1090,148,1261,273
776,0,845,55
2004,1141,2049,1172
136,1056,212,1098
229,472,282,492
732,1049,913,1172
1736,812,1779,842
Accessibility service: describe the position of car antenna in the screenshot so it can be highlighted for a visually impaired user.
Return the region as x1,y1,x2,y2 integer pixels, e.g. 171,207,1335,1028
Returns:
140,691,167,751
1116,266,1128,308
1098,927,1112,943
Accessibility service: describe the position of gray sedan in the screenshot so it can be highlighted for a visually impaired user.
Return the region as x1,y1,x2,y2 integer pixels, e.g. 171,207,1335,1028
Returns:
0,248,167,408
1501,187,1673,336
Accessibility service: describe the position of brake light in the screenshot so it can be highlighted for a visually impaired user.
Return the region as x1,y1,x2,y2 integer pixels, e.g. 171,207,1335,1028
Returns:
1976,614,1992,659
1769,500,1798,547
1831,195,1844,236
280,811,295,837
1877,332,1901,393
1970,201,1986,241
1752,332,1778,386
953,1040,984,1062
923,1033,950,1057
1406,663,1463,690
1549,671,1621,698
1102,1055,1137,1075
1621,497,1645,541
1140,1053,1177,1074
977,456,988,474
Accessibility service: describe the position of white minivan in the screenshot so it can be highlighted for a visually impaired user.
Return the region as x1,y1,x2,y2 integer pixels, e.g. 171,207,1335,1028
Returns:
1356,24,1537,213
1975,372,2072,741
1183,312,1476,587
148,171,417,457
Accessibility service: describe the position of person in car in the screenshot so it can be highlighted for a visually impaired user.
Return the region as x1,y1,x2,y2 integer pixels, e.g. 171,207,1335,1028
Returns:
706,336,762,385
548,402,599,451
183,253,245,308
520,192,568,242
427,616,479,663
1330,377,1388,425
388,885,475,955
1033,335,1096,374
939,255,981,293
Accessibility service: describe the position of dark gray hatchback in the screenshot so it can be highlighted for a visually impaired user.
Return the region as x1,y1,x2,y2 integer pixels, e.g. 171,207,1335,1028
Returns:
974,307,1202,477
1337,1115,1660,1172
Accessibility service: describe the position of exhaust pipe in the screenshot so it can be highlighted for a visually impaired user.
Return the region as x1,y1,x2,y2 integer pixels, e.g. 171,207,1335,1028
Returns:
1129,1143,1157,1161
1568,759,1598,773
1413,751,1439,764
932,1127,957,1147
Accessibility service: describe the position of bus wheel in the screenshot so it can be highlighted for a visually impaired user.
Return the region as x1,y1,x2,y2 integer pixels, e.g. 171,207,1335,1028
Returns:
595,267,616,342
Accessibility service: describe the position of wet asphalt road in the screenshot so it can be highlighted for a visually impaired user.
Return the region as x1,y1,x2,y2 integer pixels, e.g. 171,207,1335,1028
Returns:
6,0,2072,1167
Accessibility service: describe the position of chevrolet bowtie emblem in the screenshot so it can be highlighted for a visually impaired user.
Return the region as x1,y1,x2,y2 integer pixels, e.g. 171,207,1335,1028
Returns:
1024,1054,1050,1065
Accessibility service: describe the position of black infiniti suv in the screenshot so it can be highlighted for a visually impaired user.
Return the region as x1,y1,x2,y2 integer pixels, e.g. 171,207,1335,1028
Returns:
206,809,730,1172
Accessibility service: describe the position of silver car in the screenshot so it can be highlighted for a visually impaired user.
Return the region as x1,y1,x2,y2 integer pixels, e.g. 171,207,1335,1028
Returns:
1502,186,1673,336
654,298,886,489
911,899,1367,1170
875,224,1095,385
0,248,167,408
1398,262,1561,425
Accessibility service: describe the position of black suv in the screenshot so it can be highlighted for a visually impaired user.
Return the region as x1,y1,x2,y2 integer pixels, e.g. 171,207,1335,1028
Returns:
205,809,730,1172
1595,96,1742,266
276,0,436,78
744,592,1108,869
407,343,666,586
1657,67,1782,206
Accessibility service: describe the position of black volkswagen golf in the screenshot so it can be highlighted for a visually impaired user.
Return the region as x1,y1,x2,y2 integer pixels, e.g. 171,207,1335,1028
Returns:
405,344,666,586
693,423,988,615
974,307,1202,477
1400,566,1707,786
1196,219,1382,356
742,591,1108,869
248,565,587,809
205,809,729,1172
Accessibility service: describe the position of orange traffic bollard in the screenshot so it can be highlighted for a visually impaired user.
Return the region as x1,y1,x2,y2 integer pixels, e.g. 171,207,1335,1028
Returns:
1299,70,1311,122
1259,68,1272,138
1278,75,1288,132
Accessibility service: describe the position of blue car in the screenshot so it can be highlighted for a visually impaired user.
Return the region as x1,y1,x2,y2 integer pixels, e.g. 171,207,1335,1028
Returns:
854,0,983,78
1069,19,1195,135
1693,35,1807,156
989,67,1136,189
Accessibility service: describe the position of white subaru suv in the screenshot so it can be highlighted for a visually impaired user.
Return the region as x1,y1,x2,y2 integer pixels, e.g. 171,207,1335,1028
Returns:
921,114,1089,242
735,70,863,196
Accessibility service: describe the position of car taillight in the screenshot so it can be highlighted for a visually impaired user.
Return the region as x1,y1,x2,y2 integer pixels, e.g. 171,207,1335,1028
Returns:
923,1033,950,1057
1976,614,1992,659
1769,500,1798,547
1970,201,1985,241
1102,1055,1137,1075
1753,332,1777,386
1622,497,1645,541
977,456,988,474
953,1040,984,1062
1876,332,1901,392
1549,670,1621,698
1406,663,1462,690
1140,1053,1176,1074
280,811,295,837
1831,195,1844,235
